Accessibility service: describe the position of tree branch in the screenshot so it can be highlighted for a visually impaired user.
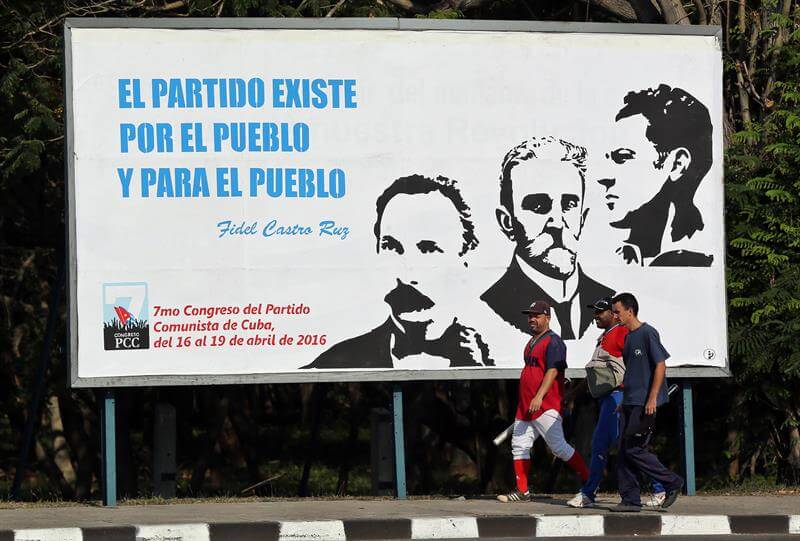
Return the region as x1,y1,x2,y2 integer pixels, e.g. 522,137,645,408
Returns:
628,0,662,22
709,0,722,25
654,0,690,24
692,0,707,24
734,0,751,125
586,0,638,21
154,0,187,10
325,0,347,16
763,0,793,102
383,0,423,13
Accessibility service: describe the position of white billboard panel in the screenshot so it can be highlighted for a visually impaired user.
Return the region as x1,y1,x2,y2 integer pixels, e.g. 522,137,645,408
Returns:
66,20,727,386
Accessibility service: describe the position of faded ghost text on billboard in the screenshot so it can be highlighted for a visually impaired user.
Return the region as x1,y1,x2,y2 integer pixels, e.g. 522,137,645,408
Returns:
67,23,726,385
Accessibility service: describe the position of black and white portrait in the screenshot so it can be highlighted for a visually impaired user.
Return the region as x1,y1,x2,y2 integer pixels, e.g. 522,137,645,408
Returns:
481,136,615,340
595,84,714,267
77,27,727,380
303,174,494,369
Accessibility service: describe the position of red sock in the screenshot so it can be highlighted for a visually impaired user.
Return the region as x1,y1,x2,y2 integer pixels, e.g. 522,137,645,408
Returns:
566,451,589,483
513,458,530,493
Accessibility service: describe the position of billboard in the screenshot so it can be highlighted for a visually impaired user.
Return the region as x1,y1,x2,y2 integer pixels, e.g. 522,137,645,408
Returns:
66,19,727,387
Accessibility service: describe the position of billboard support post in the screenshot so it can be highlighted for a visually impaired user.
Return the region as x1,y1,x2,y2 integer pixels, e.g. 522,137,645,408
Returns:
101,389,117,507
392,385,407,499
681,382,696,496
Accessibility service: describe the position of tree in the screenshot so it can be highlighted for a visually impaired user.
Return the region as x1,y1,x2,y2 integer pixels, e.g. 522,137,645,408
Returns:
725,12,800,481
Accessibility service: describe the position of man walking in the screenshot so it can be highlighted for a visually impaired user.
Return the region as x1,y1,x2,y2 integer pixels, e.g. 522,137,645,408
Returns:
609,292,683,512
498,300,589,502
567,297,665,508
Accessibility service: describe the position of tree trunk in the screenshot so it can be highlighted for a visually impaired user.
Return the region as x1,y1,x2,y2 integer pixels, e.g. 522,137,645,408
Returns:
763,0,794,101
787,424,800,470
628,0,663,22
190,390,229,494
725,428,741,478
299,383,326,496
691,0,707,24
59,392,98,500
47,396,76,484
337,383,362,496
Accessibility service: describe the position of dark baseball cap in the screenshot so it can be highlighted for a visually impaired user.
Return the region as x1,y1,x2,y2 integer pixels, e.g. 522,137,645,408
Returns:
521,300,551,316
587,297,613,312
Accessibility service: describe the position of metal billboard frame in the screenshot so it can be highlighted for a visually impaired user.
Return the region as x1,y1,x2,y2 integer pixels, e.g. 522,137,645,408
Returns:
65,18,728,389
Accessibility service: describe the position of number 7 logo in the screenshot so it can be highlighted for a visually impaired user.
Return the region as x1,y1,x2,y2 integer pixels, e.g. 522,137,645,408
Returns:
103,282,149,350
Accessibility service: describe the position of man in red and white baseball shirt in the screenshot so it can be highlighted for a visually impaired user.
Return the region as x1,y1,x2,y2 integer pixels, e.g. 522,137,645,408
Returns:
498,300,589,502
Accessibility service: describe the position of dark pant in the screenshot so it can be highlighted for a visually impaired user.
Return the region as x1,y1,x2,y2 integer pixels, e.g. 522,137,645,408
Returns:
617,405,683,505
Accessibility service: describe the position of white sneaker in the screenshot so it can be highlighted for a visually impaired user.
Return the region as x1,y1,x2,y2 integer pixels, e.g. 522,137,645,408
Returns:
567,492,594,508
643,491,666,507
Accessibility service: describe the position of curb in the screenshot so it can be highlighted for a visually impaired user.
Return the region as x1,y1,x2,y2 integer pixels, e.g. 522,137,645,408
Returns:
2,514,799,540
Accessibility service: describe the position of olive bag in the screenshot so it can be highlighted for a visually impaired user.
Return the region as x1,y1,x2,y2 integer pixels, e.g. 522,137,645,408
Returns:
585,344,626,398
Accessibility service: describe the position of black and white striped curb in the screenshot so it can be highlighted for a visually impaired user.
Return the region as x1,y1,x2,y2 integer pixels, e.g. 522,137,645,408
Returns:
2,515,799,540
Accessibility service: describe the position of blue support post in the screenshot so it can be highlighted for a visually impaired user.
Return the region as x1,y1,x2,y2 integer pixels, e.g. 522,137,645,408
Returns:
392,385,407,500
681,383,696,496
101,390,117,507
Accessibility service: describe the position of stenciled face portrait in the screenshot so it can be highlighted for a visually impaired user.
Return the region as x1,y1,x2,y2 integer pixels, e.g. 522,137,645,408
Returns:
596,114,667,223
378,191,464,339
508,159,584,280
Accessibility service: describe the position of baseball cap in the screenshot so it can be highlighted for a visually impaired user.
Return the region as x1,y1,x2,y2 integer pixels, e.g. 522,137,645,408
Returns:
587,297,613,312
521,300,551,316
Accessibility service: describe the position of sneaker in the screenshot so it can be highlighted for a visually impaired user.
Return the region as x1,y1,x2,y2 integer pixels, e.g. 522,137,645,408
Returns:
662,488,680,509
567,492,594,508
497,490,531,503
609,501,642,513
643,491,666,507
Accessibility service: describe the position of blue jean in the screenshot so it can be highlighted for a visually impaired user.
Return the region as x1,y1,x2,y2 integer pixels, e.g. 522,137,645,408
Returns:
580,390,665,499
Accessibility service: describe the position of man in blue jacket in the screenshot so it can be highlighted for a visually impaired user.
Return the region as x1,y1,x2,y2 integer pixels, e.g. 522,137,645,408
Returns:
609,292,683,512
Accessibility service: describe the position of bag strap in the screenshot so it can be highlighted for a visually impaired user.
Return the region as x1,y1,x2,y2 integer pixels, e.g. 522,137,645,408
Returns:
596,323,624,346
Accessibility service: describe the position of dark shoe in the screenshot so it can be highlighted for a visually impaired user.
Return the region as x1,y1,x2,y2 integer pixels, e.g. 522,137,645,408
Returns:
609,501,642,512
662,488,681,508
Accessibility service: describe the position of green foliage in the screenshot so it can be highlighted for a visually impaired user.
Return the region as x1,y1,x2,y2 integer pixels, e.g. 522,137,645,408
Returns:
725,17,800,482
417,9,463,19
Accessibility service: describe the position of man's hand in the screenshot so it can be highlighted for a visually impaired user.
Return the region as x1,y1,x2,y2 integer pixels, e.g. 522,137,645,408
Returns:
457,325,482,359
433,319,494,367
528,396,543,414
616,244,643,266
644,397,657,416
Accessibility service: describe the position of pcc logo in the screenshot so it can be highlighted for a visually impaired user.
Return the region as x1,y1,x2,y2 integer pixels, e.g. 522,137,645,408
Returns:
103,282,149,351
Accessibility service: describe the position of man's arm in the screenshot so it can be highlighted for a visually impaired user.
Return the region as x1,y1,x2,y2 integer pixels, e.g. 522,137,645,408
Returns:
645,361,666,415
644,327,670,416
529,368,558,413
